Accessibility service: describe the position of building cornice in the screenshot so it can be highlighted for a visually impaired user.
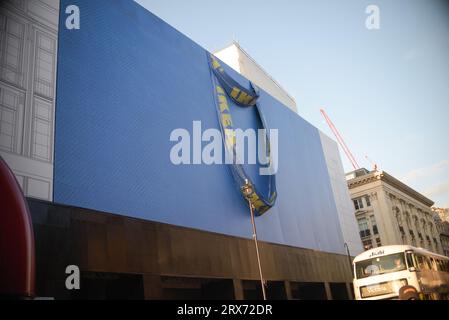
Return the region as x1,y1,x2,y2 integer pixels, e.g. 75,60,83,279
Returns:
347,171,434,207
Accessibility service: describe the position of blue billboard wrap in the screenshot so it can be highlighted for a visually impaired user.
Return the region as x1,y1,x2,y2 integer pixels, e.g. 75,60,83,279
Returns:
55,0,345,254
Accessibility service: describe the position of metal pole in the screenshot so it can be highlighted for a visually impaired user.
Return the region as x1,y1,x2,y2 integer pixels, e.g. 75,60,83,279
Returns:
344,243,354,278
248,200,267,301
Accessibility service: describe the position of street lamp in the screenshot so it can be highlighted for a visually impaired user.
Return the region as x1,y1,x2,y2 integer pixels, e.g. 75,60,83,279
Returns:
242,180,267,301
344,242,354,278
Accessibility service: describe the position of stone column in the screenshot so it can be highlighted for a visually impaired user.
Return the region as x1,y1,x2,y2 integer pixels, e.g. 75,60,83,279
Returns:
346,282,354,300
324,282,333,300
233,279,244,300
284,281,293,300
143,274,163,300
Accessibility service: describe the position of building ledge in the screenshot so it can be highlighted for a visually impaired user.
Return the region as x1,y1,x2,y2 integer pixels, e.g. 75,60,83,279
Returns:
347,170,434,207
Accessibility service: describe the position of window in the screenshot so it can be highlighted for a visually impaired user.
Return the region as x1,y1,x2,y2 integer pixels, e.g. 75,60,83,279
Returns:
441,260,447,272
365,196,371,207
406,251,415,269
353,198,364,210
428,258,437,271
0,86,24,153
31,98,52,161
416,255,428,271
358,218,368,230
355,253,406,279
436,260,443,272
358,218,371,238
362,239,373,251
0,98,16,151
0,15,25,86
34,32,56,99
370,215,379,235
376,238,382,247
426,258,433,270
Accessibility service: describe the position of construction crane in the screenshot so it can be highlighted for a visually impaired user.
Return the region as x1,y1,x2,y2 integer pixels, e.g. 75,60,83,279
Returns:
320,109,360,171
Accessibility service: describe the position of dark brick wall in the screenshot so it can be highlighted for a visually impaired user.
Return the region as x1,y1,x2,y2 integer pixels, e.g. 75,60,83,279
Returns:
28,199,353,299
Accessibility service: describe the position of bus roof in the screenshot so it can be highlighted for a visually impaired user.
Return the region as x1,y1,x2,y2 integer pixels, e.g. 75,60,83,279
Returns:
353,245,449,263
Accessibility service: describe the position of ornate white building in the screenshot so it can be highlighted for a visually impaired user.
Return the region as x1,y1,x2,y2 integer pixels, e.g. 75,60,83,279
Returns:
346,168,444,255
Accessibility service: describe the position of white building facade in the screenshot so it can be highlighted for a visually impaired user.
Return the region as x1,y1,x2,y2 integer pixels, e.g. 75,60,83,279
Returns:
0,0,58,201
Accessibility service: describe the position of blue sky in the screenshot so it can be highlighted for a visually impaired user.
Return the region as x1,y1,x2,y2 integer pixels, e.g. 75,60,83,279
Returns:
135,0,449,207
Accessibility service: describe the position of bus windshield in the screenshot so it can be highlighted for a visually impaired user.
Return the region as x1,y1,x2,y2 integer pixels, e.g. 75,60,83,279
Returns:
355,253,407,279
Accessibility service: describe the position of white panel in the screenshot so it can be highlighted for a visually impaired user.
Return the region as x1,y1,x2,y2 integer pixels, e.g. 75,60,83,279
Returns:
215,43,297,113
0,133,13,150
4,0,26,11
27,0,59,29
319,130,364,256
214,45,241,74
35,98,51,120
0,13,4,27
1,15,25,86
32,115,51,161
0,151,53,180
1,121,13,135
0,85,24,153
7,18,24,37
37,31,55,51
14,173,25,190
34,31,56,98
27,177,51,200
0,0,58,201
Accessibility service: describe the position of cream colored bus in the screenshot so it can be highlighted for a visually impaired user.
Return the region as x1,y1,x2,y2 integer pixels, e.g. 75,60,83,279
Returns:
353,245,449,300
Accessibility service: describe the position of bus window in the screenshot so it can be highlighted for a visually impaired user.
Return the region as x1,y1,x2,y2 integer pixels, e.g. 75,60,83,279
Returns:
406,251,416,270
416,255,427,270
355,253,407,279
427,257,435,270
437,259,444,271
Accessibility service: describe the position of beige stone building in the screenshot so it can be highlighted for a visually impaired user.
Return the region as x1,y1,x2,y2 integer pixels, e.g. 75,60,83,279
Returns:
433,207,449,223
346,168,444,255
434,210,449,257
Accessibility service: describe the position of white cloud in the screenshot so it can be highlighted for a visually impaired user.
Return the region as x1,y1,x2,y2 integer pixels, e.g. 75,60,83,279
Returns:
401,159,449,183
